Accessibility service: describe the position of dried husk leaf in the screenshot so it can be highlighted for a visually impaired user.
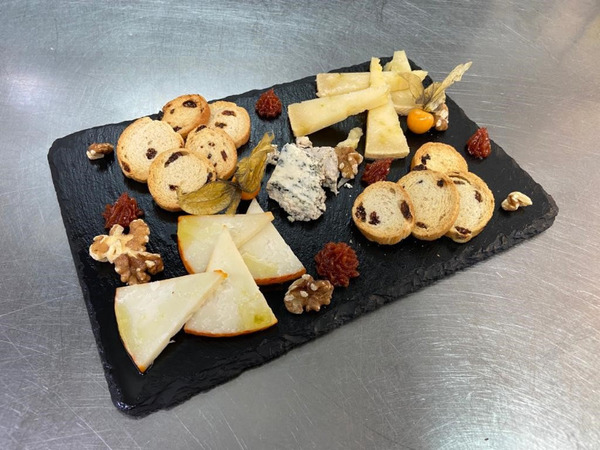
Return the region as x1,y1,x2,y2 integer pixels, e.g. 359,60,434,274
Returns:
423,61,471,112
235,132,275,194
225,189,242,215
177,181,241,215
399,72,426,106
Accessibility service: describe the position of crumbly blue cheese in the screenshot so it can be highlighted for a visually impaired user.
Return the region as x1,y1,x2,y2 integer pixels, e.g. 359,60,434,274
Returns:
266,143,326,222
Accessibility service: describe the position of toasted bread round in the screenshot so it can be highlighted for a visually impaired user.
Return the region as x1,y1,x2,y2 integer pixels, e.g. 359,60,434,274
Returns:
147,148,216,212
160,94,210,139
410,142,468,173
445,171,495,243
352,181,415,245
207,101,251,148
185,126,237,179
398,170,460,241
116,117,184,183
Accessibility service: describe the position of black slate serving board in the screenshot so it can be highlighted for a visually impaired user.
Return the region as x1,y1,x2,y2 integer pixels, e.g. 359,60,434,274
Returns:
48,58,558,417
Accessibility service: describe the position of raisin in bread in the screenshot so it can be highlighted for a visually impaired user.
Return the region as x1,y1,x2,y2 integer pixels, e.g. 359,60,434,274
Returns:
116,117,184,183
207,101,251,148
445,171,495,243
185,126,237,179
398,170,460,240
352,181,415,245
160,94,210,139
410,142,468,173
147,149,216,212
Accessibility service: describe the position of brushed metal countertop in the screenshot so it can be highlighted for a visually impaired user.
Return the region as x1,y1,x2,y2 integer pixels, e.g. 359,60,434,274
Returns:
1,1,599,448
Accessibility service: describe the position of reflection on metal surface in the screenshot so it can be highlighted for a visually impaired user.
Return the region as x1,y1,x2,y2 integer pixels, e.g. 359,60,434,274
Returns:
1,0,599,448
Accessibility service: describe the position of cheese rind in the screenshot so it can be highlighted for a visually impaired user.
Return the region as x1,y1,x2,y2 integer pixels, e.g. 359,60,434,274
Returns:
114,271,225,372
178,213,273,273
240,199,305,284
184,228,277,336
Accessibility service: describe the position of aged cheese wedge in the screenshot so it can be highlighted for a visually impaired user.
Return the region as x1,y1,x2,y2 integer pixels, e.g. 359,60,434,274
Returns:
239,199,305,285
178,212,273,273
316,70,427,97
184,228,278,337
383,50,412,73
365,58,410,159
114,270,226,372
287,85,389,137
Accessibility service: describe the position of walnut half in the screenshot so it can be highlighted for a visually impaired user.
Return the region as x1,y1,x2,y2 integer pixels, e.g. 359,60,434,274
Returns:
432,103,449,131
89,219,164,285
284,274,334,314
335,146,364,180
501,191,532,211
87,142,114,160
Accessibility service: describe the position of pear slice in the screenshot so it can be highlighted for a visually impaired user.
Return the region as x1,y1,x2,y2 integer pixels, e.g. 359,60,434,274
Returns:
184,228,278,337
178,212,273,274
365,58,410,159
239,199,305,285
114,270,226,372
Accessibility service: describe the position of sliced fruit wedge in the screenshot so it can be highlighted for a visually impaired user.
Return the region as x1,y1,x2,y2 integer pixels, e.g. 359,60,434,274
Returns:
178,212,273,273
114,270,226,372
239,199,305,285
184,227,278,337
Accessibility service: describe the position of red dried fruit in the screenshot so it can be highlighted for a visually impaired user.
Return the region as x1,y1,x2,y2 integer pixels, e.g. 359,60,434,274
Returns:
102,193,144,229
314,242,359,287
255,89,282,119
467,127,491,159
361,159,393,185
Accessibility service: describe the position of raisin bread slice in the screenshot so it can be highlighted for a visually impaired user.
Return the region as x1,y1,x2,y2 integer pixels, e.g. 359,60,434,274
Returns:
398,170,460,240
147,149,216,212
352,181,415,245
207,101,251,148
445,171,495,243
116,117,184,183
160,94,210,139
410,142,468,173
185,126,237,180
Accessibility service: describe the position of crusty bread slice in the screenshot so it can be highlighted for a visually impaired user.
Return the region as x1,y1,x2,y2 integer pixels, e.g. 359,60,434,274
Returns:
398,170,460,240
352,181,415,245
410,142,468,173
116,117,184,183
160,94,210,139
445,171,495,243
185,126,237,180
207,101,251,148
147,148,215,212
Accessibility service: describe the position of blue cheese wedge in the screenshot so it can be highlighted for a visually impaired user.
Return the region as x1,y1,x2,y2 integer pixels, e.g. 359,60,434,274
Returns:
266,142,326,222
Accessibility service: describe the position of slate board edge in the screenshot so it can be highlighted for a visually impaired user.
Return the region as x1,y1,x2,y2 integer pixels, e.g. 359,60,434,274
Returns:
47,58,559,417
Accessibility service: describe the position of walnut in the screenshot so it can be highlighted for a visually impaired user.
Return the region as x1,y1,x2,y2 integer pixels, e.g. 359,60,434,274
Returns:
284,274,334,314
87,142,114,160
335,146,363,179
501,191,532,211
432,103,449,131
89,219,164,285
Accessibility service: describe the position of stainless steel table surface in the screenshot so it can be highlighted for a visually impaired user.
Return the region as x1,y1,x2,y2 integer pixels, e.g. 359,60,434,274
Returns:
1,0,599,448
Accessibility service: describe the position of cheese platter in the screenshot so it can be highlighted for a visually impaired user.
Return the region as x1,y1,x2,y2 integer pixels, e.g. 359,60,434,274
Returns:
48,56,558,416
